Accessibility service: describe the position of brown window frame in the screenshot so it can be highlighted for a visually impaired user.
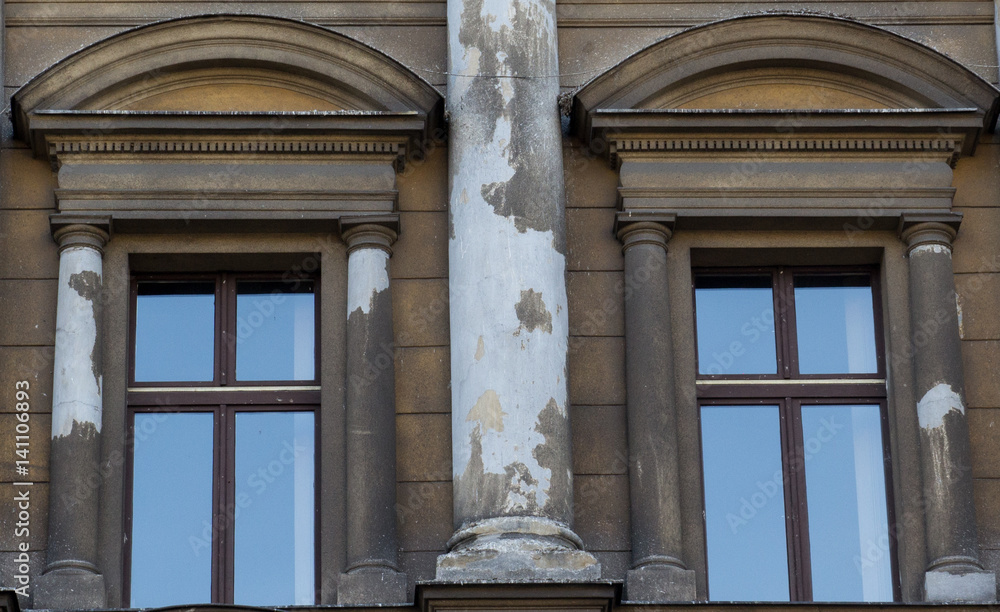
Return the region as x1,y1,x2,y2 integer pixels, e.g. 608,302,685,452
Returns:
694,265,900,603
123,272,321,606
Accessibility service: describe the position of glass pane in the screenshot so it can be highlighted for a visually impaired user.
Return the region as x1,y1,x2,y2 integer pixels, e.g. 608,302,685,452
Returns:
795,275,878,375
695,275,777,375
701,405,790,601
135,282,215,382
234,411,315,605
130,412,214,607
802,404,893,602
236,281,315,381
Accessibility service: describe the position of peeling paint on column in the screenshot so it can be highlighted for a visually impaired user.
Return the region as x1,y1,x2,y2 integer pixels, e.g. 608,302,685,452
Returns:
515,289,553,333
468,389,507,432
348,248,390,317
69,271,102,390
918,382,966,429
52,246,104,438
912,244,952,256
531,398,572,520
448,0,574,527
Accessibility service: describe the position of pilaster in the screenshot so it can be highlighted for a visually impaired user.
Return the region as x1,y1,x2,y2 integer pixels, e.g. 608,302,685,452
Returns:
900,213,997,602
338,217,408,604
615,213,695,602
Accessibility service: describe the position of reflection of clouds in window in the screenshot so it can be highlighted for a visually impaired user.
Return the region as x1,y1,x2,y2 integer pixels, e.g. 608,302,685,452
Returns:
845,294,878,374
294,300,313,381
794,278,877,375
234,412,315,605
802,405,891,602
850,405,892,601
293,412,315,604
236,283,315,381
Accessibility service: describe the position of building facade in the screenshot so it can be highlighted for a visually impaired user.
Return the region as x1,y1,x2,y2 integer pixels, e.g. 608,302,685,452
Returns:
1,0,1000,610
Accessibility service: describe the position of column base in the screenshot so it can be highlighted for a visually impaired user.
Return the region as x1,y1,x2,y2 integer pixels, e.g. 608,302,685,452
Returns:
924,567,997,602
337,567,409,605
34,565,106,609
436,517,601,582
625,562,696,603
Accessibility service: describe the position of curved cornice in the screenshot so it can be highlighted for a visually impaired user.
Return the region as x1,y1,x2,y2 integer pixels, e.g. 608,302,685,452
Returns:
571,13,1000,138
11,14,444,140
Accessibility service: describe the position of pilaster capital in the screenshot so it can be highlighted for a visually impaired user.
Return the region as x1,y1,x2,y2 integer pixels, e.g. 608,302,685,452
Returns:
341,215,400,255
615,211,676,253
899,212,962,255
50,216,111,254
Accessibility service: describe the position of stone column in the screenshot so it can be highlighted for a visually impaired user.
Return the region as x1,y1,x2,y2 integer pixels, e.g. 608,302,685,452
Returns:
616,214,695,602
438,0,599,581
338,218,408,604
900,213,997,602
35,222,109,609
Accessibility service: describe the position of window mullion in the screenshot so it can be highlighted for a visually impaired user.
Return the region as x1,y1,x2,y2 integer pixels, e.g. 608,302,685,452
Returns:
778,396,799,601
218,274,228,386
212,406,227,604
789,398,814,601
224,404,238,604
774,269,792,379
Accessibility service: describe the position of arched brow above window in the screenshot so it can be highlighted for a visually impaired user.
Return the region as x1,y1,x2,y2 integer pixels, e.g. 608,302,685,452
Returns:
12,14,443,119
571,13,998,123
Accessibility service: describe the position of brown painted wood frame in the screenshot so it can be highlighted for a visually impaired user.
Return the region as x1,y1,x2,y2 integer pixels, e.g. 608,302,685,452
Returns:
123,272,321,606
693,266,899,603
692,266,887,382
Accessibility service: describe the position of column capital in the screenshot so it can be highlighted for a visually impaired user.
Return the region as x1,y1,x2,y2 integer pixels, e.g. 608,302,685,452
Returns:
899,212,962,255
615,211,676,253
51,217,111,254
341,215,399,255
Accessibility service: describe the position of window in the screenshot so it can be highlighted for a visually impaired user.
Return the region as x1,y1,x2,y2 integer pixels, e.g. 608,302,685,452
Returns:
125,273,319,607
694,267,897,602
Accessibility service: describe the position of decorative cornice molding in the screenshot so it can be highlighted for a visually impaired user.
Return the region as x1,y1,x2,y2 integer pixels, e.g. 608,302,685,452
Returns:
27,111,423,170
48,139,405,156
55,189,399,203
586,109,986,166
617,187,958,199
610,136,964,159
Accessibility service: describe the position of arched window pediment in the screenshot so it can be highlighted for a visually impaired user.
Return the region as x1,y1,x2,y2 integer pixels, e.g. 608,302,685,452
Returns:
10,15,445,234
570,13,1000,230
572,13,998,121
